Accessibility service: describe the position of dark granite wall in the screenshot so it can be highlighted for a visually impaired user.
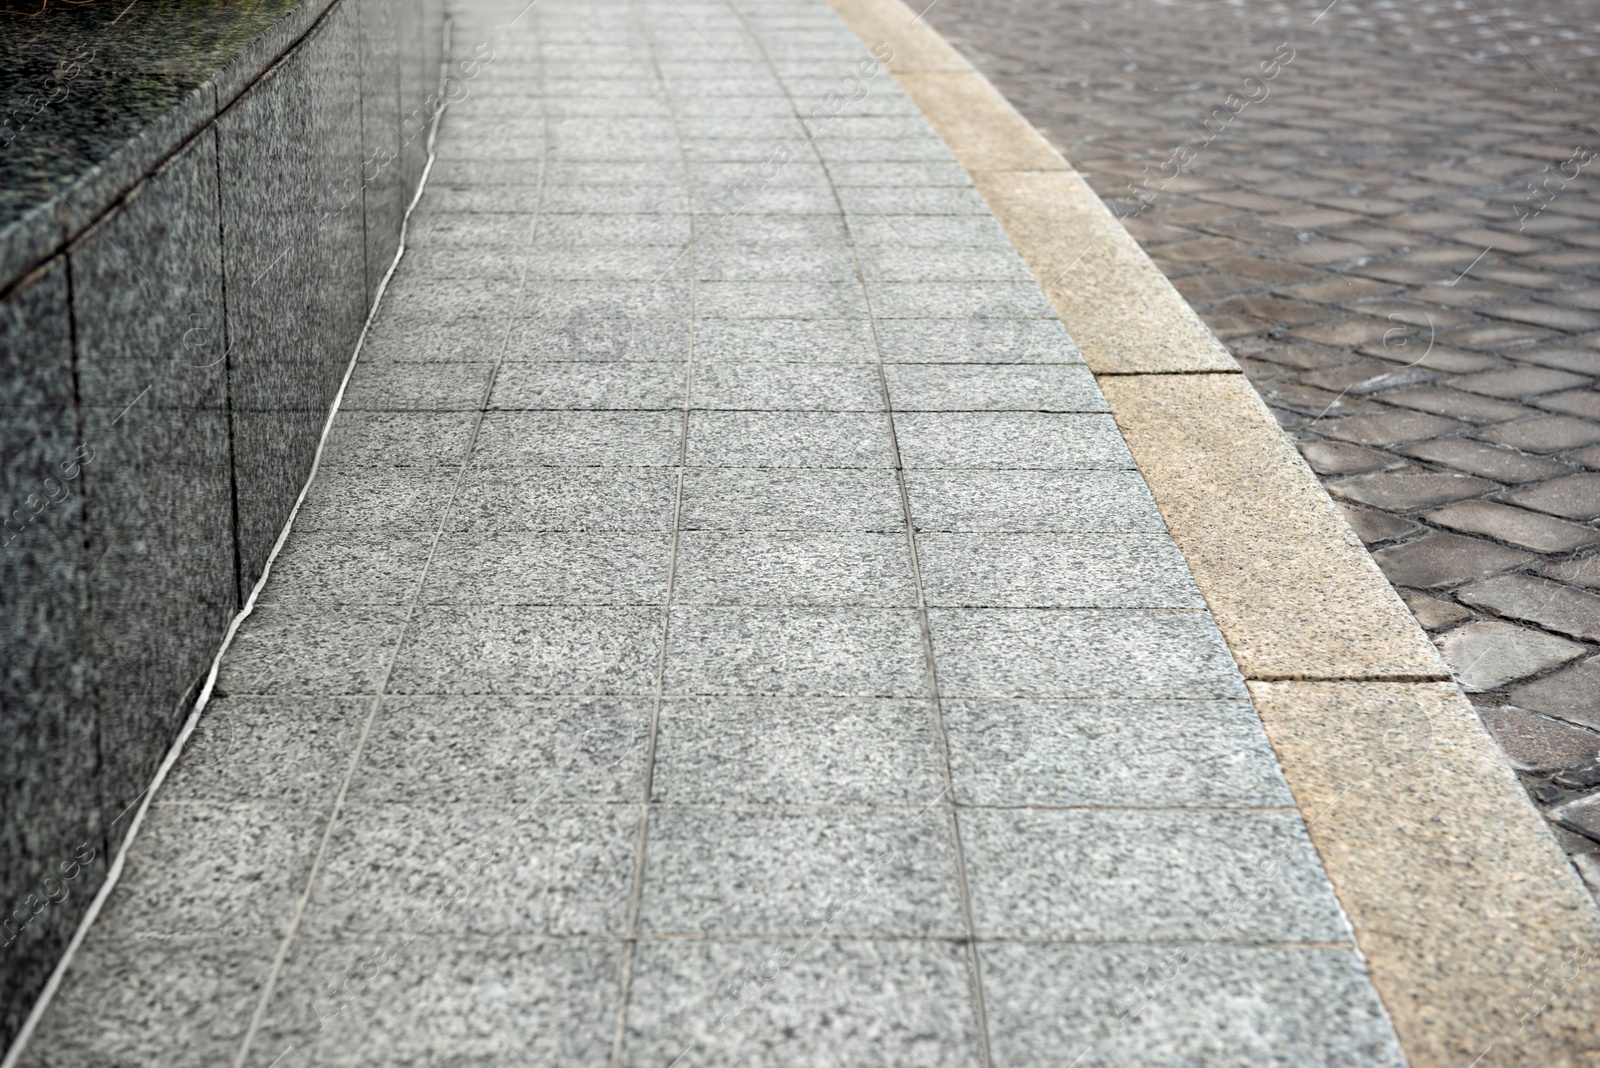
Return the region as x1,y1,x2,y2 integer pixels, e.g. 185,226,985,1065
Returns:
0,0,442,1048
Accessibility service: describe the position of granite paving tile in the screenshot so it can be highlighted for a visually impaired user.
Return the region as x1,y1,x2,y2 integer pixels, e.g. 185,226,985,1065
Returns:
638,804,964,938
349,695,649,804
16,938,272,1068
623,939,981,1068
685,410,893,467
662,606,929,697
945,698,1293,808
673,532,914,606
250,939,622,1068
895,412,1133,469
885,363,1106,412
689,361,883,410
903,470,1163,531
651,696,945,805
302,802,638,936
448,466,681,531
916,533,1202,608
678,467,905,531
980,944,1404,1068
422,531,673,604
388,605,664,695
929,609,1247,699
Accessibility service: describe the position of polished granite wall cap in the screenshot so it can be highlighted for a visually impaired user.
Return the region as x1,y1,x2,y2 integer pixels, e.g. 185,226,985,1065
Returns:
210,0,337,110
0,0,344,294
0,200,62,300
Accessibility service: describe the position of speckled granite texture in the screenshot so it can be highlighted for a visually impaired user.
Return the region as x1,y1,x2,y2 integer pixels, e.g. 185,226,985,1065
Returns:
0,0,442,1047
11,1,1403,1064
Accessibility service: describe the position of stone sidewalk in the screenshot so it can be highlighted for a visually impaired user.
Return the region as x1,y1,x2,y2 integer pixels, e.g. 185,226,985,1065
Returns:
15,0,1404,1065
925,0,1600,890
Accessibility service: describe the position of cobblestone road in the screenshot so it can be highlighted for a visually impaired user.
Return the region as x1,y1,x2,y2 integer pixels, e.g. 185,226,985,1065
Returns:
928,0,1600,891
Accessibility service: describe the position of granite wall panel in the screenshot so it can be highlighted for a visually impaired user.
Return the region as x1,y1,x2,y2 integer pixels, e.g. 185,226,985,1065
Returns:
0,0,438,1050
0,257,102,1052
68,135,239,836
360,0,406,302
219,1,369,585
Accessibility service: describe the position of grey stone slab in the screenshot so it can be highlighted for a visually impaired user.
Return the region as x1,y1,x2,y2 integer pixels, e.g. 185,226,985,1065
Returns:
423,531,672,604
449,466,679,531
374,277,529,323
876,317,1084,364
848,213,1010,246
296,469,459,532
706,185,841,217
980,943,1404,1068
686,410,892,467
868,283,1057,320
697,282,869,319
95,801,323,939
251,938,621,1068
517,281,692,324
340,361,494,411
303,802,637,936
896,413,1135,469
526,243,696,283
698,213,847,245
917,533,1203,608
162,696,372,808
810,116,934,141
690,361,883,411
624,939,981,1068
693,243,857,283
944,699,1293,807
679,467,905,531
256,531,433,606
490,361,687,410
505,311,692,361
532,213,692,246
18,936,271,1068
886,364,1107,412
540,184,689,213
929,609,1248,699
904,470,1163,532
473,411,683,466
652,696,945,804
662,606,928,697
638,805,963,937
960,807,1347,942
388,605,662,694
694,317,876,361
350,695,648,804
839,185,990,216
674,532,914,606
857,245,1033,282
217,605,407,696
828,161,973,186
320,411,478,468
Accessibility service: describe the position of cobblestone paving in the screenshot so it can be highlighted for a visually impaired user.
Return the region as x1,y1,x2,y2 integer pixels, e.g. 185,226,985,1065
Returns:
11,0,1408,1064
927,0,1600,894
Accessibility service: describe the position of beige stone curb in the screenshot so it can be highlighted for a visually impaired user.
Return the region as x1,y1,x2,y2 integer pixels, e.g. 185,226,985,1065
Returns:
824,0,1600,1064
